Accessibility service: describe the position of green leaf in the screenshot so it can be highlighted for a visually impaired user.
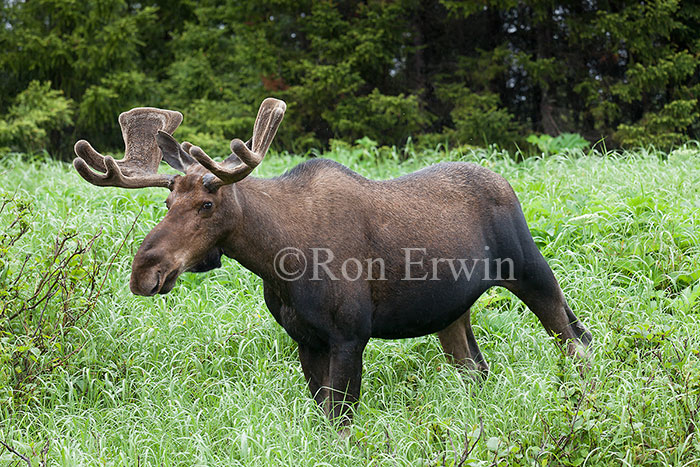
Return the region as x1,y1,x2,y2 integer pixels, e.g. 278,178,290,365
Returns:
486,436,502,452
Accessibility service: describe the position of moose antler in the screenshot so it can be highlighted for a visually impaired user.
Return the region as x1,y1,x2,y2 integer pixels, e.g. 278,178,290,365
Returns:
188,98,286,190
73,107,183,189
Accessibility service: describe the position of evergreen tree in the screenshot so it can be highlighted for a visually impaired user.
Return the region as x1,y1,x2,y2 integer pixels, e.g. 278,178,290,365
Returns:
1,0,698,156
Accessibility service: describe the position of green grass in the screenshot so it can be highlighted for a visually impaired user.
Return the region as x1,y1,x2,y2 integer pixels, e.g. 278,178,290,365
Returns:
1,143,700,466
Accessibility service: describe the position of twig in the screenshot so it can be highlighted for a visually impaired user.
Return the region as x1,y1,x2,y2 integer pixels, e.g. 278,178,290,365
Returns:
447,430,456,466
555,383,590,455
0,440,31,467
96,208,142,300
9,254,31,288
38,439,49,467
457,417,483,467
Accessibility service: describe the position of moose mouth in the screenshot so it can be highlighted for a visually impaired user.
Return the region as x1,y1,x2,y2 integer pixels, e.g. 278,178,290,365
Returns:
158,269,181,295
132,249,223,296
137,268,181,296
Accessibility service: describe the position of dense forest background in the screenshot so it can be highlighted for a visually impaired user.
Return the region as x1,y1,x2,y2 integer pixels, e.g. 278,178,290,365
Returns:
1,0,699,158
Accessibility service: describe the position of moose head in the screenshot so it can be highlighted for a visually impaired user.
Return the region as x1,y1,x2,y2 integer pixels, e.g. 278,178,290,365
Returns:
74,98,286,296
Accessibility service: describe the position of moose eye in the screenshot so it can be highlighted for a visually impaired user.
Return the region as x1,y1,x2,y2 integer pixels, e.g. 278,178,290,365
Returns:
202,201,213,210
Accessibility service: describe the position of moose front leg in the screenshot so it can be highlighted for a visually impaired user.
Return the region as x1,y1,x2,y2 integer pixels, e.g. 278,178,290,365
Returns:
298,344,330,407
327,340,367,428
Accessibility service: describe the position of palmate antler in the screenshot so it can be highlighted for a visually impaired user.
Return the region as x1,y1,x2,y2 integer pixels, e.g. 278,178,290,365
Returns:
73,107,183,188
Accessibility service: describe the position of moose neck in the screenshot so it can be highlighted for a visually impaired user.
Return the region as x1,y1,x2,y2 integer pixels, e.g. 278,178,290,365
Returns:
221,176,301,284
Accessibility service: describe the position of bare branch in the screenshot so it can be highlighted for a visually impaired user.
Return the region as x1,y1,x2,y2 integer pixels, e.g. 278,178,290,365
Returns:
0,440,32,467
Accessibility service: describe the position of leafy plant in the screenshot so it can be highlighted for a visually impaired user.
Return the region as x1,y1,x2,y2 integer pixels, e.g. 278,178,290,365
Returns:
526,133,590,156
3,146,700,465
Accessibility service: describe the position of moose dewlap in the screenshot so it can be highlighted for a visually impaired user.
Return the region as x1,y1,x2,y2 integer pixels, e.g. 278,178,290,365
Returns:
73,98,592,428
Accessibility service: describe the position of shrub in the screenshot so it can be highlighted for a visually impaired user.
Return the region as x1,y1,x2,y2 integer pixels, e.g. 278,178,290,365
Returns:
615,99,700,149
326,89,430,148
0,81,74,155
171,98,261,158
0,192,109,404
436,83,521,149
77,71,160,150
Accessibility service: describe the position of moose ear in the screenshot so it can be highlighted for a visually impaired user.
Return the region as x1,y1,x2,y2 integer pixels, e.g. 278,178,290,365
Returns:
156,130,196,174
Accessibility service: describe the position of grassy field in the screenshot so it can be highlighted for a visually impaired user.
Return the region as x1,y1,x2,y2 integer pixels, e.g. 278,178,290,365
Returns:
1,143,700,466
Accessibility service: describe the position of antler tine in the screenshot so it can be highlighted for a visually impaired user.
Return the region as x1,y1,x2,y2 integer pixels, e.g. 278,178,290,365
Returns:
189,98,286,190
248,97,287,163
73,107,183,189
73,151,174,188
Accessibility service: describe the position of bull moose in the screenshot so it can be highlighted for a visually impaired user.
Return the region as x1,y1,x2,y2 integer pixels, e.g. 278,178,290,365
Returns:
73,98,591,427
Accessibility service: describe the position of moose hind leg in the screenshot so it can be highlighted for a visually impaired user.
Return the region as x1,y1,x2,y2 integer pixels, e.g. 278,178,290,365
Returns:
504,255,591,358
437,309,489,374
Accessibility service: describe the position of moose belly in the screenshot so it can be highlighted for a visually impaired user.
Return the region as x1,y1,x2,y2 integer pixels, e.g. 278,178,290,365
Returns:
369,278,487,339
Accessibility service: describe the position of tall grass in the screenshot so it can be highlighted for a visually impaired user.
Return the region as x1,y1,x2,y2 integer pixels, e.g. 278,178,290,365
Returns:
1,143,699,466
